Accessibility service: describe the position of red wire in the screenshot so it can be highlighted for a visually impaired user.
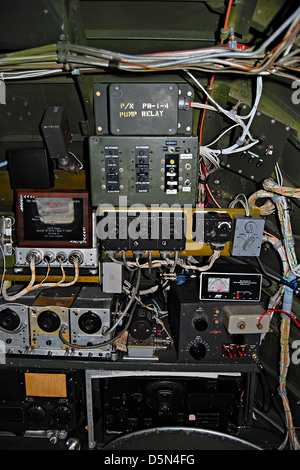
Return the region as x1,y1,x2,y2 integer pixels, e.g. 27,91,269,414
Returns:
222,0,234,34
258,309,300,328
205,191,210,207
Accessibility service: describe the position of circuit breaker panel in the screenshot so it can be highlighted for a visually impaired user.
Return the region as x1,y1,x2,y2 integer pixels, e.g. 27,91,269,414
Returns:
90,82,198,206
89,135,199,206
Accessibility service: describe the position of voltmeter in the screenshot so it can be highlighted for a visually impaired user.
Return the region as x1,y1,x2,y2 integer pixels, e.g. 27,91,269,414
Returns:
199,265,262,301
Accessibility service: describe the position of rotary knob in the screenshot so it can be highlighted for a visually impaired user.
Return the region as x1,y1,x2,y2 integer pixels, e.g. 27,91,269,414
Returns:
78,311,102,334
26,404,46,423
193,316,208,332
0,308,20,331
189,340,207,360
52,405,73,426
245,221,257,233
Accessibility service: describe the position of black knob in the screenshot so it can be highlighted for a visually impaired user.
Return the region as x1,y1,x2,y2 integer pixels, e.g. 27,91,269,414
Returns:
189,341,206,360
37,310,60,332
0,308,20,331
52,405,73,426
26,405,46,423
193,316,208,332
78,311,102,334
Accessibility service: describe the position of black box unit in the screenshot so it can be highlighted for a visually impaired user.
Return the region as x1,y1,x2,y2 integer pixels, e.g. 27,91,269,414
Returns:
94,83,194,136
168,280,264,367
7,147,55,189
100,375,246,440
41,106,72,158
98,209,186,252
0,369,85,435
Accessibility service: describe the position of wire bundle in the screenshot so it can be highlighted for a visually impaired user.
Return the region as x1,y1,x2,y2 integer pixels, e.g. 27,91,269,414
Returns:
249,179,300,271
263,178,300,199
279,316,300,449
109,248,221,274
0,6,299,81
1,257,79,301
262,233,289,307
248,190,277,216
251,176,300,449
259,236,300,449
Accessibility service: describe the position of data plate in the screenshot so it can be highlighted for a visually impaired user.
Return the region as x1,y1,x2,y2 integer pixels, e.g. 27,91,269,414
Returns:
109,83,179,135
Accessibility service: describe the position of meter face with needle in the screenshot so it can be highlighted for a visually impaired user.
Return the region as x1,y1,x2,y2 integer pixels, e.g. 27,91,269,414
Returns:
207,277,230,293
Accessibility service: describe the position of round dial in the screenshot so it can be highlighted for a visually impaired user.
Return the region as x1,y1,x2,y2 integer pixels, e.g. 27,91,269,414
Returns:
78,311,102,334
26,405,46,423
245,221,257,233
52,405,73,426
37,310,61,332
0,308,20,331
193,315,208,332
189,340,207,360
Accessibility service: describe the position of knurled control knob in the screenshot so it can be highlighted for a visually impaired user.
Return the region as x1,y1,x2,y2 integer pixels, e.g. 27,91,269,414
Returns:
52,405,73,425
26,405,46,423
189,341,206,360
193,316,208,332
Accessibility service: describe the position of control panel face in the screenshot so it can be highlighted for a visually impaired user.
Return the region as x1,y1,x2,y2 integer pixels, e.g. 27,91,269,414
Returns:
168,282,265,365
200,269,262,301
89,136,199,206
0,286,115,360
97,208,186,252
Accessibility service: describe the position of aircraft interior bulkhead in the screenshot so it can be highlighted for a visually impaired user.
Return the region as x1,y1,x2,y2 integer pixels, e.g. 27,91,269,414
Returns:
0,0,300,453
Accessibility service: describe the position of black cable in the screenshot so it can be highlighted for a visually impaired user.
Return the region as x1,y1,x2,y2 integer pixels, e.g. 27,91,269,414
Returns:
254,368,288,433
221,254,282,285
256,256,282,283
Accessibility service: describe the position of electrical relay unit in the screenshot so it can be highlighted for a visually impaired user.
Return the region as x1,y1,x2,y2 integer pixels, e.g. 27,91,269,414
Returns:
94,82,194,137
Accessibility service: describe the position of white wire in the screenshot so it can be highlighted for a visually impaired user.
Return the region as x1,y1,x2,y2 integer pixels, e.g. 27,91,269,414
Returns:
2,69,63,79
68,150,83,170
205,124,239,147
241,76,263,140
229,193,250,216
185,70,260,145
185,70,242,120
190,102,218,112
275,163,283,186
